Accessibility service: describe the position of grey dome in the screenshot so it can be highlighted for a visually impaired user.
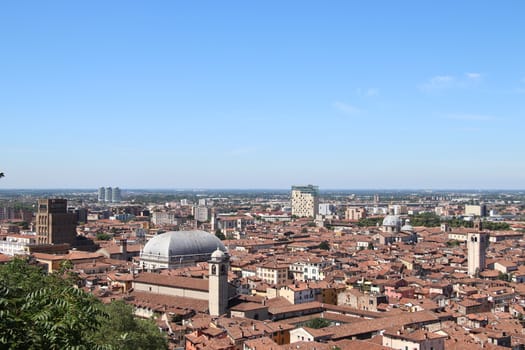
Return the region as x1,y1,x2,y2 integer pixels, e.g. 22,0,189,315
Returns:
401,219,413,232
142,230,226,258
382,215,401,227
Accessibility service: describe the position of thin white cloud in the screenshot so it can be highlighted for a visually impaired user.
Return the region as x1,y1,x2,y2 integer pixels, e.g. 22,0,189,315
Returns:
465,72,481,80
445,113,496,121
420,72,482,91
420,75,455,90
333,101,361,115
356,88,379,97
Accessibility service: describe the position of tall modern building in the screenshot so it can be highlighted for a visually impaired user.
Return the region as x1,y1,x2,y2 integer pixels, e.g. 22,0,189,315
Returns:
35,199,77,245
112,187,121,203
98,186,121,202
98,187,105,202
291,185,319,218
467,232,488,276
194,206,210,222
105,187,113,202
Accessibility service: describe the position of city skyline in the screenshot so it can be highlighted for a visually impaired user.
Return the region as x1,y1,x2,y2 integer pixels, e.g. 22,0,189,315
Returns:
1,1,524,189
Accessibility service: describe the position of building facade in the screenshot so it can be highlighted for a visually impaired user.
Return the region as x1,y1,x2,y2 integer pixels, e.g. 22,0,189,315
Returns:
465,204,487,217
112,187,121,203
345,206,367,221
467,232,488,276
104,187,112,202
35,199,77,245
291,185,319,218
208,249,230,316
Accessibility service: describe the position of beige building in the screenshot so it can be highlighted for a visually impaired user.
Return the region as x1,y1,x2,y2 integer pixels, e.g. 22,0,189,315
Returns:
133,267,236,316
256,262,289,285
382,328,447,350
35,199,77,245
279,283,315,305
464,204,487,217
345,206,367,221
291,185,319,218
337,289,387,312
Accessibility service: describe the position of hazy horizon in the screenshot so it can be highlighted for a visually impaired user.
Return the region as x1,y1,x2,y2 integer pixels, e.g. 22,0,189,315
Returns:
1,187,523,192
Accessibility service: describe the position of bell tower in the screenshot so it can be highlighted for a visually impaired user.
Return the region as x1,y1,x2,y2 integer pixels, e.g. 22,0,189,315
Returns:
209,248,229,316
467,232,488,277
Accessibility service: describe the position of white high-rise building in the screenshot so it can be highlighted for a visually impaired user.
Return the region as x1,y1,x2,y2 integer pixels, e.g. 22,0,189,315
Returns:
105,187,112,202
98,187,105,202
291,185,319,218
319,203,335,216
112,187,121,203
194,206,209,222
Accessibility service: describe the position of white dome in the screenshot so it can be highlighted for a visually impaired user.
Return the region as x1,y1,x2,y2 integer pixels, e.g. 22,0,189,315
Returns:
210,248,228,262
140,230,226,268
211,248,225,259
401,219,413,232
382,215,401,227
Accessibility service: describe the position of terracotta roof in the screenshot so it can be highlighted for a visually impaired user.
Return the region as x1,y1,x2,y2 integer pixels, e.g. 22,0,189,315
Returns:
134,272,209,292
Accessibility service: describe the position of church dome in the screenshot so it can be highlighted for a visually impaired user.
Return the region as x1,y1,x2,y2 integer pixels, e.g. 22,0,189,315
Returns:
211,248,226,259
382,215,401,227
401,219,414,232
140,230,226,269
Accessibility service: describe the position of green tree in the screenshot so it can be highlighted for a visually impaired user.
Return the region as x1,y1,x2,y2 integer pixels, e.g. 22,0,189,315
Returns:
215,229,226,240
90,301,167,350
356,217,383,227
0,258,167,350
304,318,331,329
318,241,330,250
96,232,112,241
482,221,510,231
446,240,460,247
408,212,441,227
0,258,107,350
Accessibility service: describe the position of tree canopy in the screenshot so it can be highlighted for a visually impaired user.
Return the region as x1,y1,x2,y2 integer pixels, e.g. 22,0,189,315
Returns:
90,300,168,350
215,229,226,240
356,217,383,227
303,317,331,329
0,257,167,350
408,212,441,227
318,241,330,250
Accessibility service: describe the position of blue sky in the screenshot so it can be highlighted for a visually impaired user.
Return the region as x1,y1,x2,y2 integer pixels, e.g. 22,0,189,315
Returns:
1,1,524,189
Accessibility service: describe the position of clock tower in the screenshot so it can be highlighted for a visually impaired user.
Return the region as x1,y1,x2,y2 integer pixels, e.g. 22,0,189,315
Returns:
208,248,229,316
